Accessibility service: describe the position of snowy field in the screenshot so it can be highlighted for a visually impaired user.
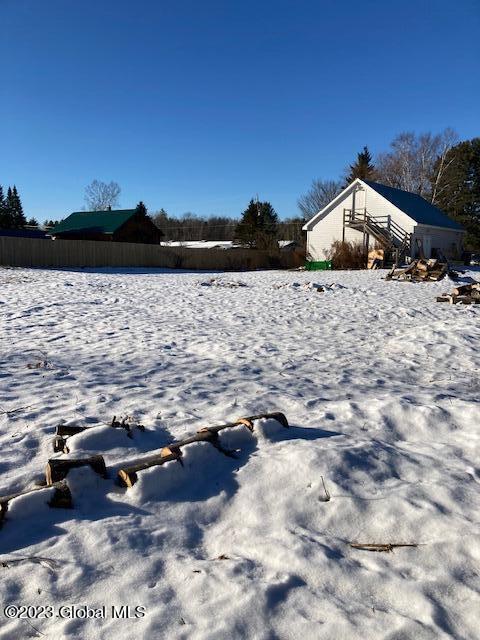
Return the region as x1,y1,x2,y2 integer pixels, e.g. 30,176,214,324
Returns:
0,266,479,640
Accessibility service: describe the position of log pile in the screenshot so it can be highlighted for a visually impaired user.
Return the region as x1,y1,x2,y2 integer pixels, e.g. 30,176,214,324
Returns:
0,411,289,528
436,282,480,305
386,259,448,282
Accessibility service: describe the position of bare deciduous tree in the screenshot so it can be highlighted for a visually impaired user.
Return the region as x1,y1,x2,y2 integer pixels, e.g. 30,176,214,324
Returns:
84,180,121,211
297,179,343,219
376,129,458,201
430,128,459,205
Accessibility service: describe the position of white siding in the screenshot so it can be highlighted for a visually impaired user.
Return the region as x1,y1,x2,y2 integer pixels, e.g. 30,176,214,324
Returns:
306,184,416,260
412,226,463,259
306,182,464,261
306,192,362,260
363,187,416,233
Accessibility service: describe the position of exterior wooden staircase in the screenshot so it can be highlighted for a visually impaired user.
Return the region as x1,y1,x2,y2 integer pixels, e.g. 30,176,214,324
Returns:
343,208,411,264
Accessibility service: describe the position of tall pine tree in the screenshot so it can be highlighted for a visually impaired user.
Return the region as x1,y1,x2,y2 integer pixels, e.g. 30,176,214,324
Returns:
4,185,27,229
0,185,9,228
234,199,278,249
5,187,14,228
11,185,27,228
345,146,376,184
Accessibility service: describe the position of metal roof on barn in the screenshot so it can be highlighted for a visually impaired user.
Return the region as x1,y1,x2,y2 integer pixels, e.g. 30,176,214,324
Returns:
51,210,136,235
363,180,463,230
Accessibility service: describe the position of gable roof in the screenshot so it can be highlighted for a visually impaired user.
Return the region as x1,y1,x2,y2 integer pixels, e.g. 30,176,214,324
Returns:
363,180,463,230
303,179,464,232
302,181,359,231
51,209,136,235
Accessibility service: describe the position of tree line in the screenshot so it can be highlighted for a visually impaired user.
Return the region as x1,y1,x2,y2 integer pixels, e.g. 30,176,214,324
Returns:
4,131,479,250
298,130,480,250
150,208,304,246
152,131,479,250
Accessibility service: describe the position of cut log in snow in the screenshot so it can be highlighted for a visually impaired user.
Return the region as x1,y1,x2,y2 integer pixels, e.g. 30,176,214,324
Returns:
239,411,289,429
53,416,146,452
118,412,289,488
54,425,88,452
436,280,480,305
0,481,72,526
118,446,183,488
452,284,474,296
46,455,108,485
56,425,87,437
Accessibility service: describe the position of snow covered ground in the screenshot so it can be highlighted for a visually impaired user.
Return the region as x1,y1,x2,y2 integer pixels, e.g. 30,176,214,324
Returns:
0,266,479,640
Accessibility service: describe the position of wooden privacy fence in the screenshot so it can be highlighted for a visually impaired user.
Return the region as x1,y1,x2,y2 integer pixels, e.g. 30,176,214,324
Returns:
0,236,303,270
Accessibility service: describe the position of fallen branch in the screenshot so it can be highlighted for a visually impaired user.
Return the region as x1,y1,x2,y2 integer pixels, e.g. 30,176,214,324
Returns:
349,543,418,552
1,557,61,571
320,475,331,502
0,404,36,417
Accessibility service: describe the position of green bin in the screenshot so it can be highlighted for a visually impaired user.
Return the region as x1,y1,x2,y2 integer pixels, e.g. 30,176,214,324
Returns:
305,260,332,271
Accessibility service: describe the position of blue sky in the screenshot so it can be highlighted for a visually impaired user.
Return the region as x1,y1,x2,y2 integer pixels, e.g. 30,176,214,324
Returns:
0,0,478,222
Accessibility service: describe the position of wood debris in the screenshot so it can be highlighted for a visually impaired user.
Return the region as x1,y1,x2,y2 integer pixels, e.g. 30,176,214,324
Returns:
385,258,448,282
367,249,384,270
349,543,418,552
436,281,480,305
117,411,289,487
54,416,145,452
45,455,108,484
1,411,289,528
0,481,72,528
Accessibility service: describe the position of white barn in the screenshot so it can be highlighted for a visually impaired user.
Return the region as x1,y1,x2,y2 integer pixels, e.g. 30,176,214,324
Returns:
302,179,464,261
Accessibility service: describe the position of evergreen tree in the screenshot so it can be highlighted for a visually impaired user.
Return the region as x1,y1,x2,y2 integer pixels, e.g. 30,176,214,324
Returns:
135,201,147,216
345,146,376,184
27,217,39,227
5,185,27,228
12,186,25,226
435,138,480,250
0,185,9,228
4,187,14,228
44,219,60,229
234,199,278,249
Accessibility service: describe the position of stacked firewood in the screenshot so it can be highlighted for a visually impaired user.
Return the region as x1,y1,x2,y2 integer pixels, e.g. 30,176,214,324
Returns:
386,259,448,282
436,282,480,305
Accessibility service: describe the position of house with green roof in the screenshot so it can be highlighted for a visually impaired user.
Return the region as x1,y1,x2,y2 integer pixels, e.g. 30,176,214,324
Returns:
50,209,162,244
303,179,464,262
